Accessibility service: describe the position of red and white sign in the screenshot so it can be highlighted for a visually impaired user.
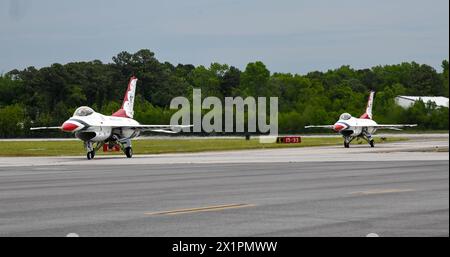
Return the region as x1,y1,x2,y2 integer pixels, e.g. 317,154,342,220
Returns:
276,136,301,144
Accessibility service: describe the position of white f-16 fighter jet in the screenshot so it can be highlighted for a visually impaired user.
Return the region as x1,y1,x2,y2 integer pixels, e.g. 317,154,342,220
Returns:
305,91,417,148
31,77,190,159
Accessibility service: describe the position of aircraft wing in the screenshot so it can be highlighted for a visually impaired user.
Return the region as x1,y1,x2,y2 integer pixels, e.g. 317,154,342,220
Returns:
30,126,62,130
30,125,192,134
304,125,334,129
304,124,418,131
372,124,418,130
119,124,193,133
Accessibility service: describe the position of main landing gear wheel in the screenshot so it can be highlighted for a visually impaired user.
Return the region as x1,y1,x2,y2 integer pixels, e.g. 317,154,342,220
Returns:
369,140,375,148
87,150,95,160
125,147,133,158
344,142,350,148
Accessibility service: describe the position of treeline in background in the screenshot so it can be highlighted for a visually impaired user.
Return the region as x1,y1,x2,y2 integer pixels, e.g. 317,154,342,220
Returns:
0,49,448,138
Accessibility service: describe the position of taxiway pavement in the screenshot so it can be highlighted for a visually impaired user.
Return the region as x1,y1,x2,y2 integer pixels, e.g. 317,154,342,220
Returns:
0,137,448,236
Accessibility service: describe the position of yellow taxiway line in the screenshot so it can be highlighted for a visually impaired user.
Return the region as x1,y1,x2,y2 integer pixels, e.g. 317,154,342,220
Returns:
350,188,414,196
145,203,255,216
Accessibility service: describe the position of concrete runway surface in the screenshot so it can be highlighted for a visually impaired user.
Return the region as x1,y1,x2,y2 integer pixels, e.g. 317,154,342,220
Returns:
0,137,448,236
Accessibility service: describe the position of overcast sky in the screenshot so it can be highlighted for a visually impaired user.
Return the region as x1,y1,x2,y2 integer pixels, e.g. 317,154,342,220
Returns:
0,0,448,74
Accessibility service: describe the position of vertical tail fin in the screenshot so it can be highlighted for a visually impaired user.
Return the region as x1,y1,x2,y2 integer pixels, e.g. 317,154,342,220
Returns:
112,76,138,118
360,91,374,119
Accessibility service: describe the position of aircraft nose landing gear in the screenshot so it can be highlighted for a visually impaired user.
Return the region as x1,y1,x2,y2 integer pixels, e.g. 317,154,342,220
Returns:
84,141,96,160
343,136,354,148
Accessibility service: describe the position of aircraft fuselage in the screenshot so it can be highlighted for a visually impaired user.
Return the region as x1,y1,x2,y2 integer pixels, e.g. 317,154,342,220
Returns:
61,108,140,142
333,117,378,137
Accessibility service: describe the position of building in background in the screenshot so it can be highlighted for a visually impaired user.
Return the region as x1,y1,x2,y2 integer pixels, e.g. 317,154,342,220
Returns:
395,96,449,109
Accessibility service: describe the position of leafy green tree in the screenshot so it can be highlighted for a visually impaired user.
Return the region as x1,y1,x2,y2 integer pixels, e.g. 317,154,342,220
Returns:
240,61,270,97
442,60,449,97
220,66,241,97
0,49,447,137
0,104,26,138
190,63,231,99
0,75,24,105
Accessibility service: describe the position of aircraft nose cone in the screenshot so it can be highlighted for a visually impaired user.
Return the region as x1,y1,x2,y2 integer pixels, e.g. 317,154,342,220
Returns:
333,123,346,132
61,122,79,132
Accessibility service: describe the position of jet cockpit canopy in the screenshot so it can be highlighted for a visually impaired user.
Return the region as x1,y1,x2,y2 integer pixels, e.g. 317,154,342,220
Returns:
74,106,94,117
339,113,352,120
